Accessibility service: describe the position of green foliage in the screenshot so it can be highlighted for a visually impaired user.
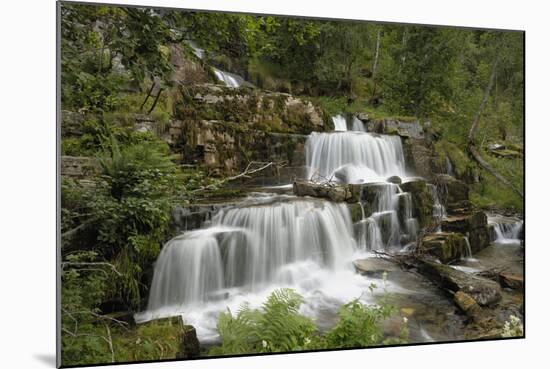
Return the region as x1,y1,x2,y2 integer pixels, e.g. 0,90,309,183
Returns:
209,288,408,356
210,289,316,355
323,299,395,348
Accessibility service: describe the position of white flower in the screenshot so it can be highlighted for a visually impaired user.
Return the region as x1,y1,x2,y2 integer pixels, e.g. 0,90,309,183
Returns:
262,340,268,348
304,338,311,345
403,317,408,324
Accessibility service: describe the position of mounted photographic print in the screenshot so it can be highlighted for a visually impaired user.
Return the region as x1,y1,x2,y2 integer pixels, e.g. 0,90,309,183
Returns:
58,1,525,367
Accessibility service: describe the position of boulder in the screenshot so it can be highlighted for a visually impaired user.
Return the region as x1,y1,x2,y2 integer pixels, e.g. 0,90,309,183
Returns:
353,257,400,277
499,272,524,290
387,175,402,185
418,260,502,306
293,180,358,203
419,232,471,263
441,210,490,254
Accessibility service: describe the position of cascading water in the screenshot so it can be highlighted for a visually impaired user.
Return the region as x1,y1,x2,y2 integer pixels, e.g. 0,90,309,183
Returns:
352,116,366,132
212,68,243,88
140,196,376,338
488,215,524,245
427,183,447,229
355,183,418,251
332,114,348,131
140,119,430,342
305,131,408,183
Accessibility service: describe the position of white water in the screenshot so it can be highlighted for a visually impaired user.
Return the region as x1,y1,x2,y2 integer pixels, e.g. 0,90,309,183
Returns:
488,215,523,245
139,196,401,339
352,116,366,132
140,121,433,342
332,114,347,131
306,131,408,183
213,68,242,88
332,114,366,132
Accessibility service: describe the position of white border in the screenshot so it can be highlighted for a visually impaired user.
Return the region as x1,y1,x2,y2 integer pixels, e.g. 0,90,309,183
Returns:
1,1,547,368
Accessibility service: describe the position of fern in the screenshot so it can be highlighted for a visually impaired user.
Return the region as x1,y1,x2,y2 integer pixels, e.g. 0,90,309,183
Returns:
209,288,407,355
210,289,316,355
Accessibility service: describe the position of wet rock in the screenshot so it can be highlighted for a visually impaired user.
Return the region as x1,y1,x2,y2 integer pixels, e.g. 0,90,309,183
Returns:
400,180,434,229
441,211,490,254
418,260,502,306
454,291,483,321
499,272,524,290
419,232,470,263
353,257,400,277
387,175,402,184
293,180,358,203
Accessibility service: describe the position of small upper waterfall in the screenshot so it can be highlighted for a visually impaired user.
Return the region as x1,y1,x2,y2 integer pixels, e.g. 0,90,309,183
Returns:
352,116,366,132
305,131,407,183
212,68,243,88
332,115,347,131
488,215,523,245
146,197,356,311
331,114,366,132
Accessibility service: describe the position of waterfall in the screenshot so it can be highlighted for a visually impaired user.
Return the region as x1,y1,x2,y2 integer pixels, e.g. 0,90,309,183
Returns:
352,116,366,132
355,183,418,251
332,115,347,131
427,183,447,228
488,216,523,245
146,197,357,311
445,156,454,176
305,131,407,183
213,68,243,88
332,115,366,132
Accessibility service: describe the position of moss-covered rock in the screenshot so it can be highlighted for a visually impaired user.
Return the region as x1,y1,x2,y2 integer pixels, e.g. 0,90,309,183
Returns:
434,174,470,204
174,84,329,135
419,232,470,263
400,180,434,229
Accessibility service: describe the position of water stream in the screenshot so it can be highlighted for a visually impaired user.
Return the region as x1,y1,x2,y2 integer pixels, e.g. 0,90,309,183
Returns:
137,114,469,344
